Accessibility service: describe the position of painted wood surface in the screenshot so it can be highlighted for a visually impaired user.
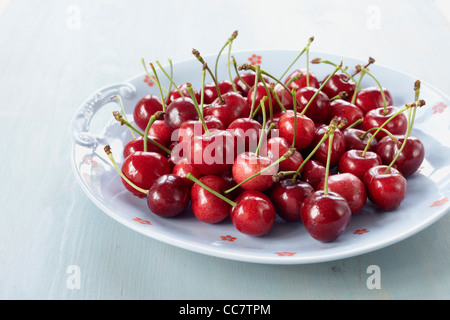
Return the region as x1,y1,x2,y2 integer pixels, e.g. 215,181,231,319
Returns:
0,0,449,300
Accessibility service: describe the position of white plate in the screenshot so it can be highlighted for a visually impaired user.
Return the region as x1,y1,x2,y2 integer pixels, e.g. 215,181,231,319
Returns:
70,50,450,264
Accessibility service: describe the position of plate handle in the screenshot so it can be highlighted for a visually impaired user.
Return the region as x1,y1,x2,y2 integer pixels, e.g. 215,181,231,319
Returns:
71,82,137,148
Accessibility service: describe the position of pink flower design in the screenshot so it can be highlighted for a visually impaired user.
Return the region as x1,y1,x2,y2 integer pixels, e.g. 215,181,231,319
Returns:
432,102,447,114
248,54,262,66
220,235,236,242
430,198,448,207
353,229,370,235
275,252,296,256
144,74,155,87
133,217,152,225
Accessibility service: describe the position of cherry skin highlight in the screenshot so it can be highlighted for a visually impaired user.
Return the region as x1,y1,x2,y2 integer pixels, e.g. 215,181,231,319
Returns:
147,174,190,217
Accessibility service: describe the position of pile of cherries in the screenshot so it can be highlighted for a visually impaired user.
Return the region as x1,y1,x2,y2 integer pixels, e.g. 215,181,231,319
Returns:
104,32,426,243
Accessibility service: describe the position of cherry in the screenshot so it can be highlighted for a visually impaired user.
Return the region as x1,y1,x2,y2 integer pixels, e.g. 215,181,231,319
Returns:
338,149,382,181
376,135,425,178
246,81,278,116
261,136,303,172
343,127,378,152
219,167,243,200
123,135,167,159
147,174,190,218
227,117,263,155
190,175,232,223
232,70,269,97
362,106,408,139
327,99,364,130
316,173,367,215
204,91,248,127
273,83,294,110
172,157,203,188
321,72,356,101
203,80,234,104
133,95,164,132
354,86,393,115
295,87,331,123
230,190,276,236
300,159,327,189
231,152,277,192
167,83,200,105
277,111,315,150
284,68,320,90
363,165,407,211
164,97,199,131
104,146,171,197
269,179,314,222
308,123,346,167
300,123,352,242
178,115,224,146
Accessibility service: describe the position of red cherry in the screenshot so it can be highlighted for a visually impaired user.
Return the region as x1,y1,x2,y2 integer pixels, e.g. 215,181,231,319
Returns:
190,175,231,223
300,190,352,242
316,173,367,215
147,174,190,218
362,106,408,139
284,68,320,90
295,87,331,123
232,152,276,192
164,97,199,131
227,117,263,155
308,124,346,167
261,137,303,172
343,128,378,152
269,179,314,222
338,149,382,181
375,135,425,177
273,83,294,110
300,159,327,189
277,111,316,150
204,91,248,127
147,119,173,147
172,157,203,187
233,71,269,97
187,129,234,176
178,116,224,146
167,83,200,105
327,100,364,130
219,168,243,200
133,95,164,131
230,190,276,236
355,86,393,114
363,165,407,211
203,80,235,104
120,151,171,196
321,72,356,100
123,135,167,159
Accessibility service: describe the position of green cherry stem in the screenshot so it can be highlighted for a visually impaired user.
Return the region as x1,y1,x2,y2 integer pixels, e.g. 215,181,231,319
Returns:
104,145,148,195
311,58,359,88
291,89,298,149
255,97,268,157
192,49,224,104
186,173,237,207
223,148,295,195
149,62,167,112
232,56,252,90
112,111,171,155
345,118,363,130
141,58,168,94
111,95,135,138
186,82,210,136
299,60,343,117
156,60,185,98
351,67,366,104
360,66,388,114
352,57,376,77
239,63,290,93
360,127,401,145
248,65,261,118
279,36,314,81
214,30,238,84
323,130,335,196
270,83,288,113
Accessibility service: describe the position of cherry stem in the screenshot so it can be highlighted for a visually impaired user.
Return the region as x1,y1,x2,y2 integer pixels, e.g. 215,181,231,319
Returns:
351,68,366,104
112,111,171,154
306,39,311,87
360,66,388,114
166,59,174,100
193,49,224,104
248,65,261,118
214,30,238,84
239,63,290,93
258,75,274,123
311,58,359,88
330,91,349,101
186,82,210,136
323,130,335,196
345,118,363,130
186,173,237,207
141,58,169,95
156,60,185,98
104,145,149,195
255,97,268,157
384,82,423,173
223,148,295,195
270,84,288,113
352,57,376,77
232,56,252,90
149,62,167,112
279,36,314,80
111,95,135,138
143,110,164,152
299,60,343,117
360,127,401,145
